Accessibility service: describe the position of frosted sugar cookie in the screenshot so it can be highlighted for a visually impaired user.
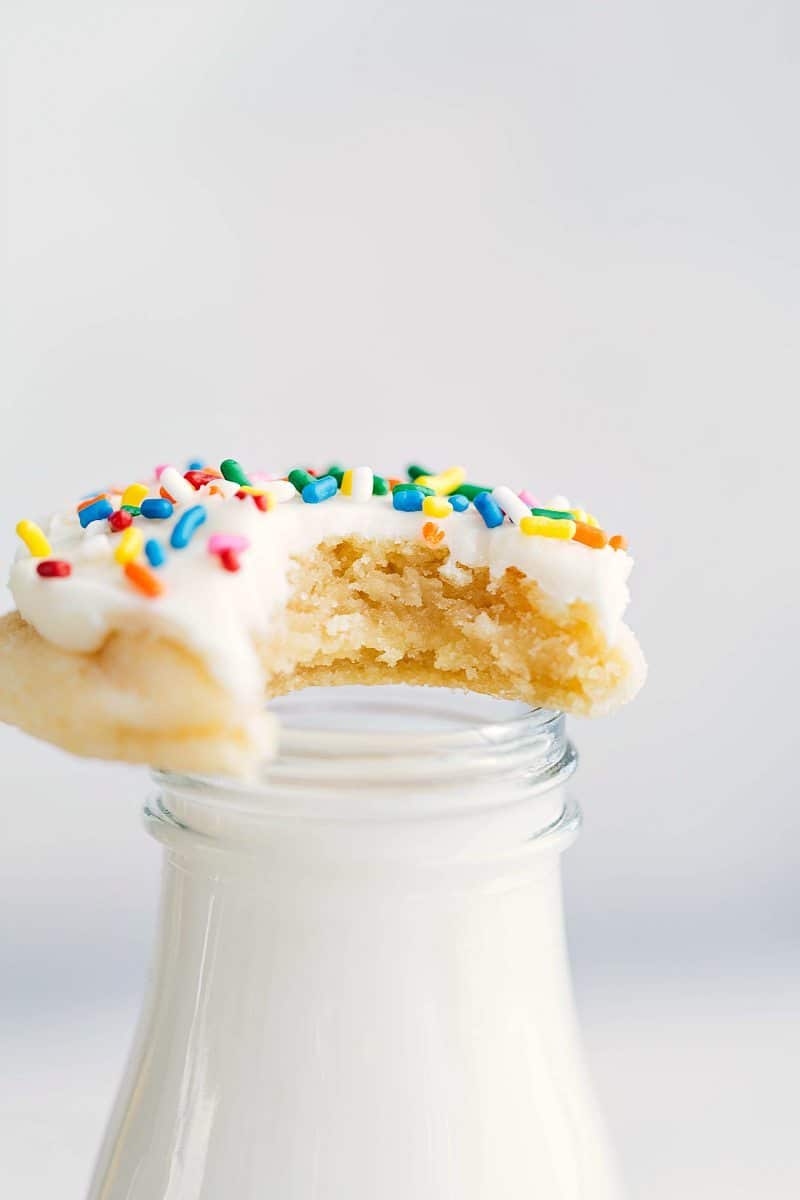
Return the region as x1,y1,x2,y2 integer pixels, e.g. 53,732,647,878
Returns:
0,459,645,773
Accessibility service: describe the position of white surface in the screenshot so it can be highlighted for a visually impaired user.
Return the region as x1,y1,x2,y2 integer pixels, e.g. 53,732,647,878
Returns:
4,961,799,1200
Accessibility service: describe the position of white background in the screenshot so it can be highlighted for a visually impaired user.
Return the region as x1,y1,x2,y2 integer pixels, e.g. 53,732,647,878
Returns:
3,2,799,1196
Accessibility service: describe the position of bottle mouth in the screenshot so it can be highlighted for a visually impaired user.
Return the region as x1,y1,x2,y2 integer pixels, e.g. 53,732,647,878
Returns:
151,686,577,828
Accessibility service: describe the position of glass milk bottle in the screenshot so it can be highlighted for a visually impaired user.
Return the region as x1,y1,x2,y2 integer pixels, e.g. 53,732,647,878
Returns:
89,687,623,1200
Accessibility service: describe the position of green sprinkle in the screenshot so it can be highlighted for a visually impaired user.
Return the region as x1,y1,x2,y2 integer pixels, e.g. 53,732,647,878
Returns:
372,475,390,495
453,483,491,500
326,464,344,486
121,504,141,515
288,468,315,493
530,507,573,520
392,482,435,497
407,464,435,480
220,459,252,487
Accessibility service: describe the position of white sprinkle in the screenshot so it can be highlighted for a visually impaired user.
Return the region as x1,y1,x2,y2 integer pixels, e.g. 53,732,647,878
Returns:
548,494,571,510
199,478,239,500
262,480,297,504
348,466,374,503
491,485,530,525
159,467,196,505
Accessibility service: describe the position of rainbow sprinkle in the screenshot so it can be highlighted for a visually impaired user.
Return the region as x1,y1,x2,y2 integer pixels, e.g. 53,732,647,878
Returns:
16,520,51,558
16,457,626,603
78,498,114,528
36,559,71,578
170,505,207,549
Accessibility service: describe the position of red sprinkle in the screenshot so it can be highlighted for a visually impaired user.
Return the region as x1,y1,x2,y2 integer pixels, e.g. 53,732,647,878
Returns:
184,469,220,490
252,493,269,512
108,509,133,532
220,548,241,572
37,560,71,578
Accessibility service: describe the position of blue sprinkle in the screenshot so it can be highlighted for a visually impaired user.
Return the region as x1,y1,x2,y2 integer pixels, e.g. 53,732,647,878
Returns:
474,491,505,528
170,504,207,548
145,539,166,568
78,498,114,528
450,493,469,512
392,487,425,512
141,498,174,520
186,459,205,471
302,475,338,504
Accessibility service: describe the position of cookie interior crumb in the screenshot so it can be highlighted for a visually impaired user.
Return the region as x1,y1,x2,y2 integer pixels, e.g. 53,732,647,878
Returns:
263,537,643,716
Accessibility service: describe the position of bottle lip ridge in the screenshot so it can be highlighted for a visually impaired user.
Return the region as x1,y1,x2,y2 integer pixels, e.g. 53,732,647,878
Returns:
150,686,577,830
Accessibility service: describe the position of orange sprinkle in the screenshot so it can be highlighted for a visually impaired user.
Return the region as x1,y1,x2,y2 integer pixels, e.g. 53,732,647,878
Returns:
422,521,445,546
124,561,164,598
572,521,608,549
77,493,108,512
160,486,176,503
387,477,402,489
609,534,628,551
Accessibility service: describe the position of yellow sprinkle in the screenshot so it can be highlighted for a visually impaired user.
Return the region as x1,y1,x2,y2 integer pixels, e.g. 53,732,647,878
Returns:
569,508,587,524
520,515,576,540
436,466,466,495
422,495,453,518
416,466,466,495
341,469,354,497
584,512,600,527
122,483,149,508
16,520,51,558
114,526,144,564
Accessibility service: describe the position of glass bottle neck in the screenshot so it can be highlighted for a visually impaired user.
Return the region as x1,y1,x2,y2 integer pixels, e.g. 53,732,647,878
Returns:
147,687,580,878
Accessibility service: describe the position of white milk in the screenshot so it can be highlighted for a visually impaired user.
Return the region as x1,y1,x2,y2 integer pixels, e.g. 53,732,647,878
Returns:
89,689,623,1200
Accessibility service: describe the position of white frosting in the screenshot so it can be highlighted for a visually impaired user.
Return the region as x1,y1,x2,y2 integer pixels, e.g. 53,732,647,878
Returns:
10,478,634,702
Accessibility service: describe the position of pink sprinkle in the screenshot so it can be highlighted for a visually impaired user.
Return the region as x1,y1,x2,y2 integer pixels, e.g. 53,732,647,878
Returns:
518,489,539,507
208,533,251,555
154,464,169,480
249,471,282,483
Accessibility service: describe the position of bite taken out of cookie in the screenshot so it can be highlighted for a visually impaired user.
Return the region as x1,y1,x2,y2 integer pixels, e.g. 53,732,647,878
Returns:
1,460,646,775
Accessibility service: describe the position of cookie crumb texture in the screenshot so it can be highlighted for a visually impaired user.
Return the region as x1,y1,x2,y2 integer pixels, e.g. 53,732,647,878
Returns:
266,538,644,715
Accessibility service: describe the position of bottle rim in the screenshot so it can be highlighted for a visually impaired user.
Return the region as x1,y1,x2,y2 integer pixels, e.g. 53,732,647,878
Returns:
150,686,578,832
